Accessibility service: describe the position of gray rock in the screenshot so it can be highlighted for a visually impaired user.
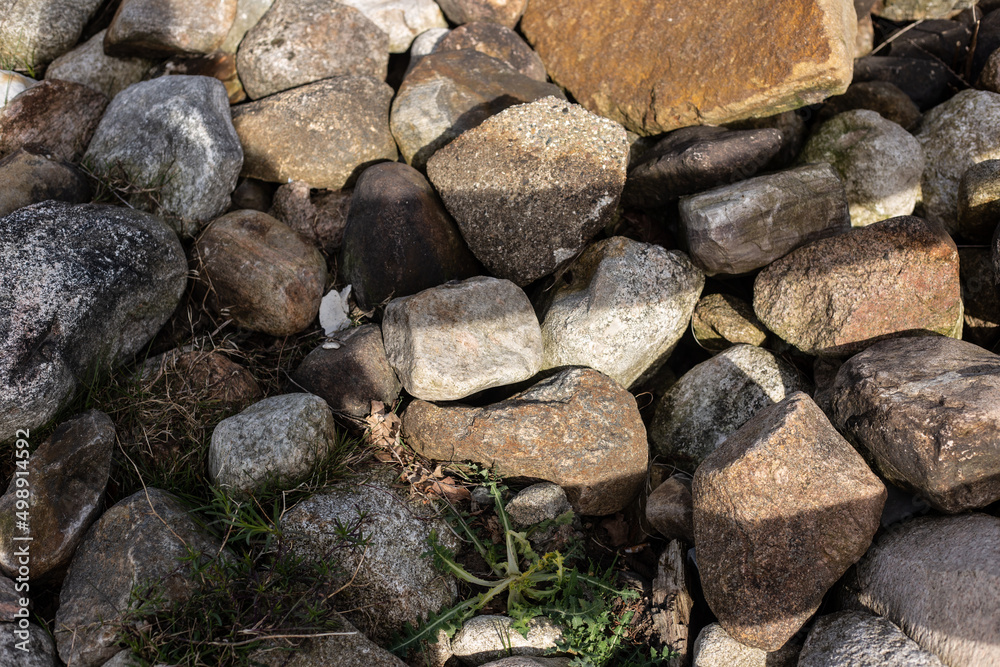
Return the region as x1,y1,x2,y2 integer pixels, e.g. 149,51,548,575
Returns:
436,0,528,28
220,0,275,54
798,611,945,666
678,163,850,276
692,623,800,667
690,293,769,353
0,0,103,68
874,0,974,20
408,27,449,66
0,148,90,218
0,202,186,444
44,30,155,100
250,614,407,666
816,80,922,131
505,482,572,528
427,96,628,286
0,621,57,666
104,0,238,57
957,158,1000,242
649,345,812,471
339,0,447,53
236,0,387,100
479,659,570,667
83,75,243,238
451,615,563,666
383,277,542,401
538,237,704,388
645,476,693,543
0,79,107,163
100,653,144,667
435,22,547,82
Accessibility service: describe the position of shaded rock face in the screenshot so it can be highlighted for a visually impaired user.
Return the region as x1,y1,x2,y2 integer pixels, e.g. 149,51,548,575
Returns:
435,22,548,82
691,293,769,352
403,368,648,516
839,513,1000,666
521,0,855,136
45,29,156,100
0,0,104,69
105,0,238,57
957,158,1000,242
269,181,352,255
798,611,945,667
0,148,90,218
831,336,1000,513
0,202,187,443
645,476,693,542
816,80,922,131
250,613,407,666
693,392,886,651
0,79,107,163
961,246,1000,349
852,56,953,111
753,216,963,357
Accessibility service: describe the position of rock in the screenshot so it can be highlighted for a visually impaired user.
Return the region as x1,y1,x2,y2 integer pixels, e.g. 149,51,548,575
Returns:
0,202,186,443
977,47,1000,93
0,576,22,621
436,0,527,27
382,277,541,401
451,615,562,666
649,345,811,470
0,148,90,218
147,51,245,104
479,659,571,667
281,475,459,643
0,79,107,163
338,0,446,53
233,177,275,211
883,18,971,66
726,110,808,171
250,614,407,666
290,325,402,417
391,50,563,170
0,621,57,666
852,56,954,111
623,126,784,209
918,90,1000,233
971,9,1000,79
338,161,481,310
798,611,945,666
220,0,275,53
959,246,1000,348
839,513,1000,666
236,0,387,100
0,71,37,108
694,392,886,650
538,237,704,388
55,489,223,667
268,182,351,254
799,110,923,227
521,0,854,136
84,75,242,238
811,356,843,418
957,159,1000,241
427,96,628,286
855,13,874,58
0,0,103,69
753,216,963,357
678,163,850,276
105,0,238,57
874,0,974,20
505,482,573,528
403,367,648,515
233,76,397,189
196,210,327,336
831,335,1000,512
435,22,547,82
817,81,922,131
44,30,155,100
691,293,769,352
692,623,800,667
645,476,693,542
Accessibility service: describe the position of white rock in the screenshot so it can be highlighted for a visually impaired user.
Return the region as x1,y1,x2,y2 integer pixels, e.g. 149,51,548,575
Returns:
451,615,563,666
0,70,37,107
799,611,944,666
220,0,275,53
339,0,447,53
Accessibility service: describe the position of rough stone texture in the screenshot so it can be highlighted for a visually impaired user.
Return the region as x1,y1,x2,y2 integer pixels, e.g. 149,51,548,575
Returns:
403,368,648,515
197,210,327,336
839,513,1000,666
753,216,963,357
678,163,850,276
427,97,628,286
478,659,571,667
0,0,103,69
645,476,693,542
855,13,874,57
831,336,1000,512
726,110,808,171
236,0,387,100
852,56,953,111
436,0,527,27
0,202,186,443
977,47,1000,93
960,246,1000,348
148,51,245,104
694,392,886,650
692,623,801,667
291,325,402,418
435,22,547,82
383,277,541,401
84,75,242,238
538,237,704,388
0,576,21,621
874,0,974,20
220,0,275,53
0,622,57,666
798,611,945,666
339,161,481,310
521,0,855,136
0,71,36,107
451,616,562,666
957,158,1000,242
269,181,352,255
0,148,90,218
339,0,447,53
917,89,1000,233
233,76,397,189
691,293,769,352
391,50,563,170
250,614,407,666
144,348,262,407
505,482,572,528
799,109,923,227
817,81,922,131
649,345,812,471
55,489,223,667
0,79,107,162
105,0,238,57
44,30,155,100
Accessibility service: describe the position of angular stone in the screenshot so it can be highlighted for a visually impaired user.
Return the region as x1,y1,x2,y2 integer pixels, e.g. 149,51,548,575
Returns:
649,345,812,470
753,216,963,357
403,368,648,515
645,476,693,542
875,0,974,20
435,22,547,82
0,79,107,162
436,0,528,28
233,76,397,189
105,0,238,57
339,0,447,53
798,611,945,667
816,81,922,131
521,0,855,136
0,621,57,666
391,50,563,170
250,614,407,666
959,247,1000,348
236,0,387,100
692,623,801,667
538,237,704,388
0,148,90,218
0,202,186,443
0,0,103,69
44,30,155,100
691,293,769,352
383,277,542,401
451,616,562,666
957,158,1000,242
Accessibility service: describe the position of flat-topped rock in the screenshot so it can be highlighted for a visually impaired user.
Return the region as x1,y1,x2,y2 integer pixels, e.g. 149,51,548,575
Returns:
435,22,547,82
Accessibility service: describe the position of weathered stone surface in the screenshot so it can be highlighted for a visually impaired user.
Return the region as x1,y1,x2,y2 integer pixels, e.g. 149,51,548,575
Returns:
855,13,875,57
0,0,103,69
650,345,811,471
875,0,974,20
831,336,1000,512
977,47,1000,93
0,576,21,621
220,0,275,53
197,210,326,336
0,71,36,108
726,110,808,171
477,658,571,667
645,476,693,542
436,0,527,27
383,277,541,401
427,97,628,286
45,30,155,100
339,161,481,310
403,368,648,515
339,0,447,53
0,79,106,163
435,22,547,82
799,611,945,666
105,0,238,57
692,623,800,667
817,80,922,131
753,216,963,357
538,237,703,388
250,614,407,666
521,0,855,136
451,616,562,666
691,293,769,352
957,158,1000,242
0,621,57,666
505,482,573,528
408,26,449,66
853,56,954,111
959,247,1000,348
694,392,886,650
839,513,1000,666
0,202,186,443
0,148,90,218
391,50,563,170
148,51,245,103
268,181,351,254
55,489,223,667
233,76,397,189
236,0,387,99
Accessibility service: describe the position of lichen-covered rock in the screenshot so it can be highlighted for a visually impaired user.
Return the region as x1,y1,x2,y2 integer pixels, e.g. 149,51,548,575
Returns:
44,30,155,100
451,616,563,666
105,0,238,57
691,293,769,352
0,0,104,69
339,0,447,53
0,79,107,162
0,148,90,218
798,611,945,666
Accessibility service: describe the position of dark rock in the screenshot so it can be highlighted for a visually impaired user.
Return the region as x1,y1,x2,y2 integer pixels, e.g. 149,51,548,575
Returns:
435,0,528,28
976,47,1000,93
645,476,693,542
957,159,1000,242
435,22,547,82
231,177,275,212
0,79,107,162
0,148,90,218
852,56,955,110
250,613,408,666
883,19,971,68
961,246,1000,348
0,576,22,621
269,181,352,255
816,80,922,131
971,8,1000,79
0,621,57,666
104,0,238,57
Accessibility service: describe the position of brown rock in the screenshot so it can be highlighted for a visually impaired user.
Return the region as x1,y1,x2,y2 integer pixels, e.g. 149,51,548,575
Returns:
105,0,239,57
645,476,694,542
403,368,647,515
753,216,963,357
0,148,90,218
435,0,528,28
196,210,327,336
269,181,352,255
693,392,886,650
521,0,855,136
435,22,547,82
691,293,769,352
0,79,107,162
960,246,1000,348
816,81,922,131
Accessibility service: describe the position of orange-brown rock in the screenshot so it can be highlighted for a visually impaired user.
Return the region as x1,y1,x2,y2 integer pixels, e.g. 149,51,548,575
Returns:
0,80,107,162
